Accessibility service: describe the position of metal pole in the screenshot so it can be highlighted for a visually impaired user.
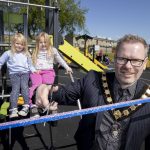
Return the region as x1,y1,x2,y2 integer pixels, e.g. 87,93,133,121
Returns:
7,2,11,49
53,2,59,49
0,0,56,9
0,10,4,48
53,1,59,84
45,0,54,34
23,13,28,38
92,45,95,62
106,39,108,54
69,73,82,119
9,127,12,150
26,0,29,37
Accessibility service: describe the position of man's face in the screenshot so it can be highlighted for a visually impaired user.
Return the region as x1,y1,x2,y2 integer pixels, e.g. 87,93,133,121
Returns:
114,42,148,88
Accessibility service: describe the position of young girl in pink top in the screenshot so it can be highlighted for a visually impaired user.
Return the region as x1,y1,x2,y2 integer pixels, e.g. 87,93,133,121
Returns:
29,32,72,114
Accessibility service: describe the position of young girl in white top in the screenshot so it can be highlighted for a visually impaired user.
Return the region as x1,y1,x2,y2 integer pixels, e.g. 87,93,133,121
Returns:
29,32,72,113
0,33,36,118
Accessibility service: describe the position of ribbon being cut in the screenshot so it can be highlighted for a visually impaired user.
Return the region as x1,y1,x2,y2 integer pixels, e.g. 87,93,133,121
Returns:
0,97,150,130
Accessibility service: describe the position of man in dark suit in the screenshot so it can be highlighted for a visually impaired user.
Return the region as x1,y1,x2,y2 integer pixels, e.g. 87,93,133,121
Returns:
35,34,150,150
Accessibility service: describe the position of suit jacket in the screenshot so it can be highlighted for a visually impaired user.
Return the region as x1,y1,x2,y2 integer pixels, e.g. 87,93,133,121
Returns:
53,70,150,150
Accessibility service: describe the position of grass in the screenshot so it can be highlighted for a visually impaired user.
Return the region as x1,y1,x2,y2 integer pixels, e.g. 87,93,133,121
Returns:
0,101,9,116
4,13,23,24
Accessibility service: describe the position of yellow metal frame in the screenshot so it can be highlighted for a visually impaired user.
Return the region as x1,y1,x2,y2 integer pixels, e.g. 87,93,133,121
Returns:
50,35,107,72
85,50,108,70
59,40,107,72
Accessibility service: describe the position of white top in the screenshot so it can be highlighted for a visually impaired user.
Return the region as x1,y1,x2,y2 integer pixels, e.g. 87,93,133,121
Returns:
35,47,69,70
0,50,36,74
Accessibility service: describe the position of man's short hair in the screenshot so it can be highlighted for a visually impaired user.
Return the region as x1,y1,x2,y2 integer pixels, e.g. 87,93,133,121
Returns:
116,34,149,56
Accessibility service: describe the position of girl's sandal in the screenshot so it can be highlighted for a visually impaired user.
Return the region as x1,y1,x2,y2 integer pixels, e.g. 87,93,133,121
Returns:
43,102,58,126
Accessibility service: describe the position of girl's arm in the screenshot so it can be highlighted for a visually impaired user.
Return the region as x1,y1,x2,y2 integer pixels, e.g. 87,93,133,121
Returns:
53,47,73,73
27,56,36,73
0,51,10,69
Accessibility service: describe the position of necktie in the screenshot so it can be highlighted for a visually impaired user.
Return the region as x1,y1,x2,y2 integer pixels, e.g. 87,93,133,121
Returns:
119,89,130,101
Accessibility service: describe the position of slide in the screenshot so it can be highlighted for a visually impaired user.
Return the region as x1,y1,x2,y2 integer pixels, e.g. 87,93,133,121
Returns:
59,40,108,72
85,52,108,69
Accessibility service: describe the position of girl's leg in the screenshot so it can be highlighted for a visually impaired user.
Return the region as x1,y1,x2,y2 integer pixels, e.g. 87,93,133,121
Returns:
35,84,58,112
20,73,30,105
29,73,42,104
40,70,55,108
35,84,51,108
9,73,21,118
42,70,55,84
9,73,21,109
18,73,30,116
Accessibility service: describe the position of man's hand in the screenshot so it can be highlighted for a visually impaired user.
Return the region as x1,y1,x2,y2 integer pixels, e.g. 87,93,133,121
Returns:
49,101,58,111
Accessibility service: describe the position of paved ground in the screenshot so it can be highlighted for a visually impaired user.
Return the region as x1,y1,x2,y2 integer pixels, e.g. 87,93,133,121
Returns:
0,66,85,150
0,65,150,150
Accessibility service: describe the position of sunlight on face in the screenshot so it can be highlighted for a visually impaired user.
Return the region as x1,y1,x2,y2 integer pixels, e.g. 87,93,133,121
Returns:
14,40,25,52
114,42,148,89
39,37,48,51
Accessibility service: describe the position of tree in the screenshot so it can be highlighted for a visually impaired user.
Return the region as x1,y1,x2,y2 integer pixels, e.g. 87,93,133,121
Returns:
58,0,87,34
19,0,45,39
20,0,87,39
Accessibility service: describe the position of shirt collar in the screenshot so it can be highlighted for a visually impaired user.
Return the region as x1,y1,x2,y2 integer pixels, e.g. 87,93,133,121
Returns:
113,78,137,100
127,82,137,97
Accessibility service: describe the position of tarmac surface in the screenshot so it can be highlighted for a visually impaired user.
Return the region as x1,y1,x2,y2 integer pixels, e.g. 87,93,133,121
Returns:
0,66,85,150
0,65,150,150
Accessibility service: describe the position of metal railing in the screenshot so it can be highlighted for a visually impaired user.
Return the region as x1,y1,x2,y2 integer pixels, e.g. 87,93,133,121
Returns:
0,0,56,9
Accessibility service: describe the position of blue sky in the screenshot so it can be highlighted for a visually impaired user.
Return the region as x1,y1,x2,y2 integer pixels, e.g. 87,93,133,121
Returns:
79,0,150,43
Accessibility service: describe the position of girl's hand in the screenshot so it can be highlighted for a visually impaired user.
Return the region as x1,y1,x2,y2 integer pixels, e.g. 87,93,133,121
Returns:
33,70,41,74
66,67,73,74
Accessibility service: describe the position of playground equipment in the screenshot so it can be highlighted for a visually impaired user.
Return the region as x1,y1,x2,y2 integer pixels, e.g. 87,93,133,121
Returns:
0,0,60,49
84,48,109,68
0,41,108,72
49,35,108,72
0,0,108,73
59,40,108,72
0,1,61,150
75,34,108,70
76,34,93,56
0,1,107,149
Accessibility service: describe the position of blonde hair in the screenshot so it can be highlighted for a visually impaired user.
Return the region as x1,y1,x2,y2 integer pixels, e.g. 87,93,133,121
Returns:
32,32,53,65
116,34,149,57
11,33,30,56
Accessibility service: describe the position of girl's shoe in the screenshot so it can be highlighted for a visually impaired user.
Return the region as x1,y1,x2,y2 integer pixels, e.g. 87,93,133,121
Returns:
43,102,58,126
18,104,29,116
9,108,18,118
